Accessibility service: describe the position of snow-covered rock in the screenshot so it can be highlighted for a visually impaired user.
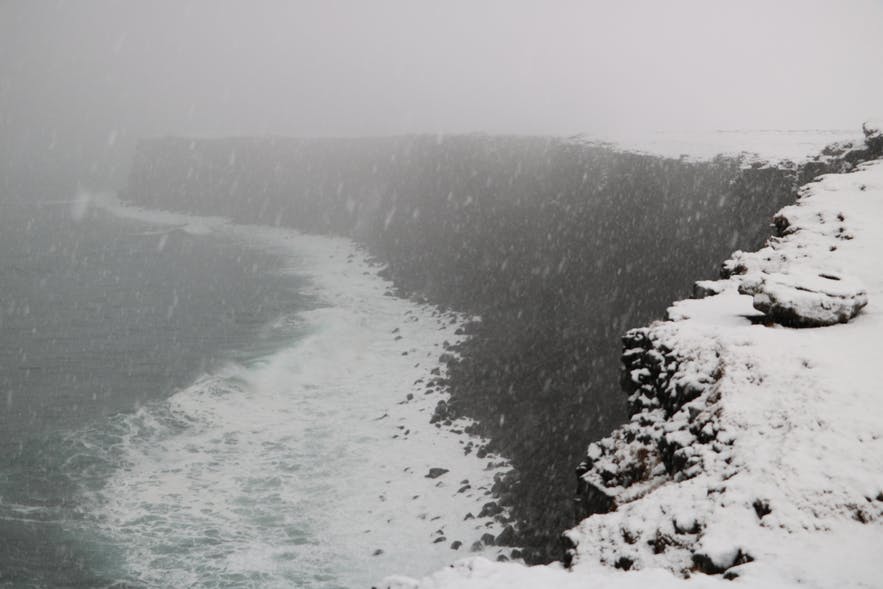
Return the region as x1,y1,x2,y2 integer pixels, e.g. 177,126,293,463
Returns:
379,125,883,588
737,270,867,327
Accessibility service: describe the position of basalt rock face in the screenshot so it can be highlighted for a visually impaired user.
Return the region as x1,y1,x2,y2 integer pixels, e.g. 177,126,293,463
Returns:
126,134,803,564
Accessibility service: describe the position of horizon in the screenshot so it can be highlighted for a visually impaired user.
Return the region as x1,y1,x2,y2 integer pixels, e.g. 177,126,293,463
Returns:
3,1,883,187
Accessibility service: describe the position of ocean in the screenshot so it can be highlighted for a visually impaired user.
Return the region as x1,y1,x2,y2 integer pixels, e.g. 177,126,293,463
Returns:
0,192,510,588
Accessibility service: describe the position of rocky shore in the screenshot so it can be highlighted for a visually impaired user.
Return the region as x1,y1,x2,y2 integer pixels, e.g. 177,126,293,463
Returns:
125,132,833,562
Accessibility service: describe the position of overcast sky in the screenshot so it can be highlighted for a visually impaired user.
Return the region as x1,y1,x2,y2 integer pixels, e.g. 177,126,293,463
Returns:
2,0,882,185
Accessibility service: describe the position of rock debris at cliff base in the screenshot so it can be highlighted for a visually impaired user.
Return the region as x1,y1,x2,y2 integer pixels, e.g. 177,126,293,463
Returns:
380,129,883,588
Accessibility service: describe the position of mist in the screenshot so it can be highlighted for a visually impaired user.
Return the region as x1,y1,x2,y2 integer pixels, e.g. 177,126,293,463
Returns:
2,0,883,187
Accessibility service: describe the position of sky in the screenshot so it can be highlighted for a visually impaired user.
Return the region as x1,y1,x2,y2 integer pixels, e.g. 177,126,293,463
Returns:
1,0,882,186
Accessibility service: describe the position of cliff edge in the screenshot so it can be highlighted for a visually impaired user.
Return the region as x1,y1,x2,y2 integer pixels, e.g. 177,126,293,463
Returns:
380,125,883,588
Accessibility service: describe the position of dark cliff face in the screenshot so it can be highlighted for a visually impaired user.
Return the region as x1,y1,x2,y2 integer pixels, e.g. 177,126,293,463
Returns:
124,135,799,562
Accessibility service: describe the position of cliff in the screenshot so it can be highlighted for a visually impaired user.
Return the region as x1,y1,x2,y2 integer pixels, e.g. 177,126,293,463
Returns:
123,132,843,562
380,124,883,587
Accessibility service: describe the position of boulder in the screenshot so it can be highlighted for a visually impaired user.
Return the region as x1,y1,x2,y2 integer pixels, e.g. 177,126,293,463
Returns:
738,271,868,327
495,525,516,546
478,501,503,518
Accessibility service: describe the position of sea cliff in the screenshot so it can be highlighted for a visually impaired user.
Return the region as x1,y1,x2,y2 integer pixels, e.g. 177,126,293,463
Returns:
124,132,845,562
381,123,883,587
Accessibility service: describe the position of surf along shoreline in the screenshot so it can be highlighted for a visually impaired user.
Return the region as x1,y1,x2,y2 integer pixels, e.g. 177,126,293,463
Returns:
91,194,521,584
123,133,862,563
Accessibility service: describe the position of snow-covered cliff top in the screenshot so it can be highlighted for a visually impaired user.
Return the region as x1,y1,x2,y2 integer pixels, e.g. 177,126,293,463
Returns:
575,128,863,164
379,130,883,588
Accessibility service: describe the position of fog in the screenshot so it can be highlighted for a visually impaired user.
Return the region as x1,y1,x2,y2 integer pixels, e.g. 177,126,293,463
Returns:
2,0,882,187
2,2,883,584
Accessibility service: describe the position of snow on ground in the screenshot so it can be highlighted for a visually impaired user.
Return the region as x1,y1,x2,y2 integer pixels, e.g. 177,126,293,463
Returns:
573,129,862,164
380,154,883,586
92,195,518,587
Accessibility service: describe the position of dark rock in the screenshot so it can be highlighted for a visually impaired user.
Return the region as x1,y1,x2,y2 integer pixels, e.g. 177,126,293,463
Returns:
495,525,516,546
450,540,462,550
692,550,753,575
478,501,502,518
649,532,678,554
426,467,449,479
480,532,496,546
438,352,456,364
561,533,578,568
430,400,451,424
752,499,772,519
672,518,701,535
772,211,793,237
863,120,883,155
574,471,616,521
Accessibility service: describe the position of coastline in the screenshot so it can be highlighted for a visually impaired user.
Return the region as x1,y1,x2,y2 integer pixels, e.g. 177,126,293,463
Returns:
120,135,812,562
91,195,522,585
120,131,879,564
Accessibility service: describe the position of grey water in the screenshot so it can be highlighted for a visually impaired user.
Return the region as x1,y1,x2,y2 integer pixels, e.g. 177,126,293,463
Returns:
0,194,312,587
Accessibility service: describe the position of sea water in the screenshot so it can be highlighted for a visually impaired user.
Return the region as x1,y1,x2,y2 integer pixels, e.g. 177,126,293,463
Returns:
0,193,510,588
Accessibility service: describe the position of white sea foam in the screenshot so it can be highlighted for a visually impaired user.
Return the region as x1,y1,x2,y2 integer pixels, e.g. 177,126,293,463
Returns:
88,195,513,588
